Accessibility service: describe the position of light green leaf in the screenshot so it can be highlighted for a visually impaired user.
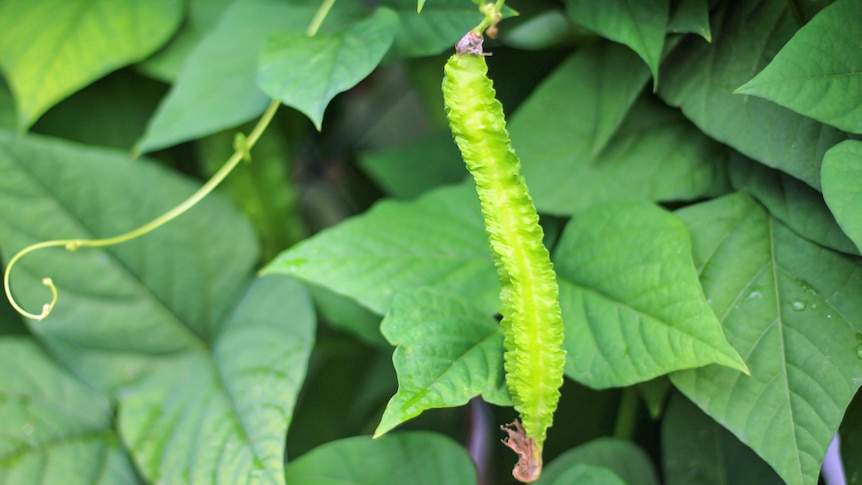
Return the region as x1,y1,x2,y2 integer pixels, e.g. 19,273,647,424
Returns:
283,432,477,484
659,0,847,189
565,0,669,86
536,438,659,485
119,276,315,485
258,8,399,130
358,131,466,199
0,131,257,391
729,153,858,255
136,0,367,153
667,0,710,41
136,0,234,83
500,9,576,51
0,337,138,484
673,192,862,485
0,0,182,129
554,202,747,389
375,287,510,437
735,0,862,134
262,184,499,316
822,140,862,254
663,393,784,485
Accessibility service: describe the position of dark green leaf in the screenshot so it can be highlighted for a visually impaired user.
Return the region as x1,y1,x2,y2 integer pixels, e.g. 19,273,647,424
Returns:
673,192,862,485
554,202,747,389
637,377,672,419
822,140,862,254
262,184,499,315
537,438,659,485
729,153,858,255
0,0,182,128
565,0,669,85
659,0,848,189
375,287,510,437
383,0,486,58
0,337,138,483
735,0,862,134
663,393,783,485
840,392,862,485
283,432,477,484
0,131,257,391
550,465,626,485
119,276,315,485
308,284,386,347
258,8,400,130
197,123,307,262
667,0,710,41
358,131,466,199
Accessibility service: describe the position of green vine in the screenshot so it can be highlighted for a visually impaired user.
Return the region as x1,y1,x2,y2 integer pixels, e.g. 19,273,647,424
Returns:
3,0,337,321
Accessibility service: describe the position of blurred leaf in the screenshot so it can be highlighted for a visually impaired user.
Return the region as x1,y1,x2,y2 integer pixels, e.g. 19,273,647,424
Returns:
735,0,862,134
550,465,625,485
0,337,138,484
663,393,783,484
137,0,234,82
536,438,659,485
136,0,367,153
0,79,15,131
637,377,672,419
673,192,862,485
258,8,399,130
283,432,477,484
308,284,386,347
375,287,510,437
841,391,862,485
659,0,847,189
667,0,710,40
197,123,306,262
822,140,862,254
119,276,315,485
358,131,466,199
566,0,669,86
31,70,166,150
0,131,257,391
500,9,575,50
554,202,747,389
0,0,182,128
383,0,483,58
262,184,499,316
729,153,858,255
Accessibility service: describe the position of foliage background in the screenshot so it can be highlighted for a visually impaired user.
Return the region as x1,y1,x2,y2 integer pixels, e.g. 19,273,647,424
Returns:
1,0,861,484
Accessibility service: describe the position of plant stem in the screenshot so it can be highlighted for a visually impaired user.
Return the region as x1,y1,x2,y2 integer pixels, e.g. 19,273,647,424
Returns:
613,387,639,440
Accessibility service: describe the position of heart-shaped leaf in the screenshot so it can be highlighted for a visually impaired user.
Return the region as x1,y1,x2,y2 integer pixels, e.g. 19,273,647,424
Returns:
536,438,659,485
118,276,315,484
0,0,182,128
283,432,478,484
375,287,511,437
673,192,862,485
735,0,862,134
554,202,748,389
257,8,399,130
0,130,257,391
565,0,669,86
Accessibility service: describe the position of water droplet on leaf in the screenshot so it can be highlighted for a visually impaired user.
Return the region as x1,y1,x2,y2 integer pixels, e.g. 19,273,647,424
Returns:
790,301,806,311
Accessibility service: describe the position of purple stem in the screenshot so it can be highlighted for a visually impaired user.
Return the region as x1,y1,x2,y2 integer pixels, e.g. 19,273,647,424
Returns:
467,397,494,485
822,432,847,485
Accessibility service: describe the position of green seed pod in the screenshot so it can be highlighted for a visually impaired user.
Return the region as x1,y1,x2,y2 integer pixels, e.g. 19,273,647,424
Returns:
442,32,566,483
